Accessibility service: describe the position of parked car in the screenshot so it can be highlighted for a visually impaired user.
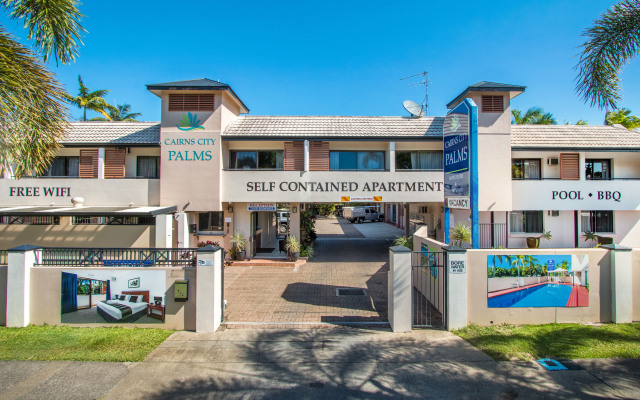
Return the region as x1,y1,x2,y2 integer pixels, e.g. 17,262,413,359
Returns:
343,206,384,223
277,211,290,233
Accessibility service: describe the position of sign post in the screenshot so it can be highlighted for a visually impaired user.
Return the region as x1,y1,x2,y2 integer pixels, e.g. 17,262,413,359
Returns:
443,99,478,248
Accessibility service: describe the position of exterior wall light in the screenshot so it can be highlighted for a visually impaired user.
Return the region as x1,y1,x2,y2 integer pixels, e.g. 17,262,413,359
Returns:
292,206,298,213
227,205,233,213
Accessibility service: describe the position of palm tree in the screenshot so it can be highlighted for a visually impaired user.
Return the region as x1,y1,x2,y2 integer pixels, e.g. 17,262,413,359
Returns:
575,0,640,110
65,75,112,121
90,103,142,122
512,107,557,125
0,0,85,178
604,108,640,129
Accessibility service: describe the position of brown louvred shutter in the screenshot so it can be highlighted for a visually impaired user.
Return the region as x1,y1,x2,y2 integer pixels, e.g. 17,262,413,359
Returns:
481,96,504,112
79,149,98,178
168,93,215,111
284,142,304,171
104,149,125,178
560,153,580,180
309,141,330,171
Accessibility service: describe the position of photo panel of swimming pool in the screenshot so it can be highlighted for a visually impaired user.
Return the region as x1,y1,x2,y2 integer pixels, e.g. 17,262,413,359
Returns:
487,254,589,308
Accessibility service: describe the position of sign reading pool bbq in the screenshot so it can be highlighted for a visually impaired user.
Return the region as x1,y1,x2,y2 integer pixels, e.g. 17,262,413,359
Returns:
443,102,471,204
486,254,589,308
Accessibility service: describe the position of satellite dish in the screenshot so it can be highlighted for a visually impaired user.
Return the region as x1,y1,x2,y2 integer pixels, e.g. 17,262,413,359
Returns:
403,100,424,117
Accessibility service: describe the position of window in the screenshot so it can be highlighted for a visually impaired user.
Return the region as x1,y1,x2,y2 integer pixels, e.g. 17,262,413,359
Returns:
512,159,541,180
42,157,79,177
581,210,614,233
229,150,283,170
481,96,504,112
137,156,160,178
168,94,214,111
198,211,224,232
509,211,544,233
585,159,611,180
330,151,384,170
396,151,443,170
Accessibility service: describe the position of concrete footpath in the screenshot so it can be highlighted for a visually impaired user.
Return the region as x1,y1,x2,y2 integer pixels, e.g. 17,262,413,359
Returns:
1,327,640,399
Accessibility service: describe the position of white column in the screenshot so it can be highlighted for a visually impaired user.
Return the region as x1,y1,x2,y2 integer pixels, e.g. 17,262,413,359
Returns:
389,142,396,172
176,212,189,248
6,245,39,327
304,140,309,172
97,147,105,179
388,245,412,332
603,244,633,323
155,214,173,248
444,245,467,330
579,152,586,181
196,245,223,332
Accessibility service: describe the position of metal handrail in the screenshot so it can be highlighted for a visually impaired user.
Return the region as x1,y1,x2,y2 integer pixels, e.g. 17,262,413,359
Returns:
34,247,198,267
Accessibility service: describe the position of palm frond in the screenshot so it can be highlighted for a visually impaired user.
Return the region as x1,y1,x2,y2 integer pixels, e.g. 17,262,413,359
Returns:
0,27,68,178
575,0,640,109
1,0,85,65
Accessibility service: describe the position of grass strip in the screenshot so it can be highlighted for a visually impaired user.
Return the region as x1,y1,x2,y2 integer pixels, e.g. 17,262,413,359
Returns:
0,325,173,362
455,323,640,361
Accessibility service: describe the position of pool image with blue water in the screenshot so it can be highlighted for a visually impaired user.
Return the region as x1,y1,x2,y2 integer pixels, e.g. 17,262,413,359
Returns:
487,254,589,308
488,284,573,307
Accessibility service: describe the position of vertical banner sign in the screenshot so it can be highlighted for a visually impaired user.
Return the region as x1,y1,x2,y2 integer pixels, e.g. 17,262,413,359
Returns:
443,99,478,248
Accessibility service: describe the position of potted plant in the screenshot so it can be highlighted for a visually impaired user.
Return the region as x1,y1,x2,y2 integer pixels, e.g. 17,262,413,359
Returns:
231,231,247,260
527,231,552,248
285,235,301,261
583,231,613,246
449,222,471,247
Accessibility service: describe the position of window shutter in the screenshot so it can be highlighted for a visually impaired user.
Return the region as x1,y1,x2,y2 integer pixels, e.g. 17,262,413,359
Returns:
481,96,504,112
79,150,98,178
168,94,215,111
104,149,125,179
309,142,330,171
284,142,304,171
560,153,580,180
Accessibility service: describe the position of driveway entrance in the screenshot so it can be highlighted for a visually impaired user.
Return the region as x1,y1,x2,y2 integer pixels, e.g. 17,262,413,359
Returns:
223,217,397,326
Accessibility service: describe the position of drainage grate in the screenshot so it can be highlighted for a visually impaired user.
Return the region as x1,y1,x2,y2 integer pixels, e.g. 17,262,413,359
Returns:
336,288,367,296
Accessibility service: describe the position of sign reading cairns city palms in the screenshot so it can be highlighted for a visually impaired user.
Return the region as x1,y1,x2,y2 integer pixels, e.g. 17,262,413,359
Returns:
164,112,215,161
443,100,473,209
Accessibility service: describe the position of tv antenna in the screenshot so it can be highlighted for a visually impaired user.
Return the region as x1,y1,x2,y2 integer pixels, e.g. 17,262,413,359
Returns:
401,71,429,116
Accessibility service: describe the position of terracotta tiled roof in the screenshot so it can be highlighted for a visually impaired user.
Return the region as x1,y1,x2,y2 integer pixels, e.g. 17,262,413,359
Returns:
222,116,444,139
61,122,160,145
511,124,640,149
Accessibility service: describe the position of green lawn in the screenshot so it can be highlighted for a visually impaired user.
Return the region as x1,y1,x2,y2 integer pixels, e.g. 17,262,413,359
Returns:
455,323,640,361
0,325,173,362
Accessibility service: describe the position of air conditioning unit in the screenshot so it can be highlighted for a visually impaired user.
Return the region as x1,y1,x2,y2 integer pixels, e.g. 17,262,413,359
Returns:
547,158,559,166
548,210,560,217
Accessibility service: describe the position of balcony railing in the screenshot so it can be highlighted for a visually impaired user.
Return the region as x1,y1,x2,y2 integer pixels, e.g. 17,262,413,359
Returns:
34,247,198,267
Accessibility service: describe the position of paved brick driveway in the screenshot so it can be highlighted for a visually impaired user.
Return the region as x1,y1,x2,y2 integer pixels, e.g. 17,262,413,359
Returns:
223,218,392,326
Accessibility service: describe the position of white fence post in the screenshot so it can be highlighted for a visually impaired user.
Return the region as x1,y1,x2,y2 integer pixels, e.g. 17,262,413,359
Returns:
388,245,412,332
443,245,467,331
602,244,633,323
6,245,40,327
195,245,224,332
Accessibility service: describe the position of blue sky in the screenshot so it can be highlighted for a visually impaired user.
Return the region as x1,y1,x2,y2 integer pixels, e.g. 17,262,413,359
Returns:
2,0,636,123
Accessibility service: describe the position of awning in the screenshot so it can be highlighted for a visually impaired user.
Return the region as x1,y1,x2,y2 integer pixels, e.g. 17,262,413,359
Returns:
0,205,177,216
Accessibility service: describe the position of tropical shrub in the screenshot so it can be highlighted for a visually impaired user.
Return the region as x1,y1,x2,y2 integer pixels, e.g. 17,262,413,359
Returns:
300,243,314,258
449,222,471,246
393,235,413,250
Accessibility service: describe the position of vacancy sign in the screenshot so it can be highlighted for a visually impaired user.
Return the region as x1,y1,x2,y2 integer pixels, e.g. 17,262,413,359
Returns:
446,197,470,209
